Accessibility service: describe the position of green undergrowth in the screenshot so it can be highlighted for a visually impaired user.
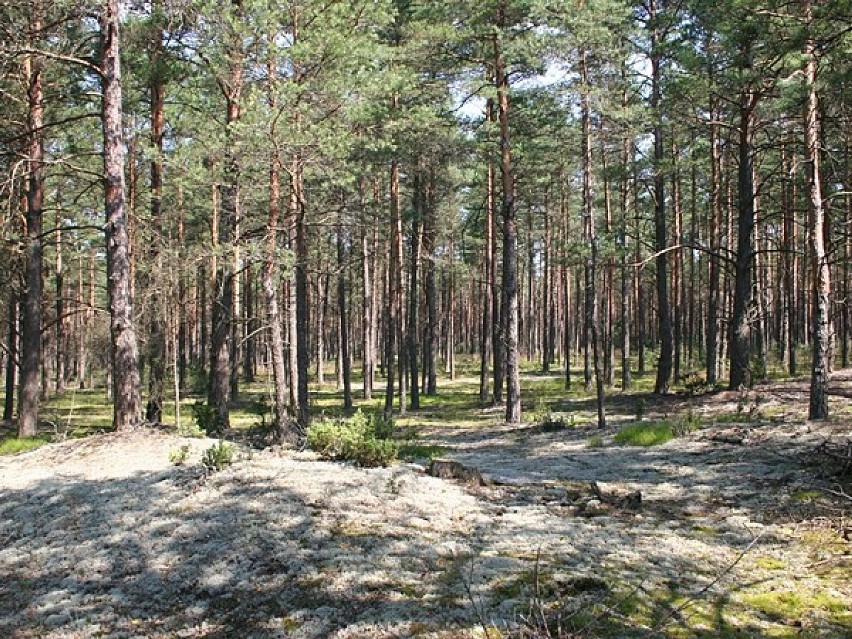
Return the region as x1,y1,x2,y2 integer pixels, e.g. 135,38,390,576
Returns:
307,409,397,467
0,434,52,456
613,412,702,447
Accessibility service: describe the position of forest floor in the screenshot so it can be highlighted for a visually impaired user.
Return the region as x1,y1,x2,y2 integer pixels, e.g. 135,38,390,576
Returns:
0,371,850,638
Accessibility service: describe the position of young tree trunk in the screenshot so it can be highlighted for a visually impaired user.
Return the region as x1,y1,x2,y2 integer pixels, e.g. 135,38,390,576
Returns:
384,158,401,418
495,31,521,424
294,164,310,426
55,208,65,393
337,226,353,410
672,139,683,382
707,85,722,384
408,170,423,410
18,9,44,437
262,53,294,440
620,125,632,391
423,173,438,396
480,140,495,404
361,203,374,399
101,0,142,431
804,7,831,419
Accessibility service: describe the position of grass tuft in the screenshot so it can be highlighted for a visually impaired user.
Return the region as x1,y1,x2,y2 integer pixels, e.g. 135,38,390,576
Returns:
613,421,675,446
0,435,52,456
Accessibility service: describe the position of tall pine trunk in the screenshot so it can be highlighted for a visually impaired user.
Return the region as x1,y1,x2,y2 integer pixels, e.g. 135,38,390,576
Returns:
101,0,141,431
145,1,166,423
804,3,831,418
650,0,673,394
729,70,756,390
18,5,44,437
495,30,521,424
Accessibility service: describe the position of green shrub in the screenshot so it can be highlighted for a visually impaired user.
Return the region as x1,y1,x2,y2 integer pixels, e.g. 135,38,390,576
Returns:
307,410,397,467
673,410,702,436
191,401,218,436
202,440,235,471
169,444,190,465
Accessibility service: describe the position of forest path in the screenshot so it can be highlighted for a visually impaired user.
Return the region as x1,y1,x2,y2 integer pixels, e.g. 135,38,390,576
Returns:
0,374,850,638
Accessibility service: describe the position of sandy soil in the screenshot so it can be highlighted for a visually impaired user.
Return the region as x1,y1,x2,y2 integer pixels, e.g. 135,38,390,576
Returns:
0,375,849,638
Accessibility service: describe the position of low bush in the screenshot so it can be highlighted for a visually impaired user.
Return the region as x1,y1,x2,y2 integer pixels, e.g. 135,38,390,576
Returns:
202,440,235,471
191,401,218,436
307,409,397,467
168,444,190,465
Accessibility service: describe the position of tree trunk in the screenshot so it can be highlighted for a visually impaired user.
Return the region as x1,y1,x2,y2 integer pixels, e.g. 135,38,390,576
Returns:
804,5,831,419
384,158,401,418
337,226,353,410
707,82,722,384
294,163,310,426
18,7,44,437
423,172,438,396
729,74,756,391
145,1,166,423
101,0,142,431
480,136,495,404
207,20,243,434
408,169,423,410
650,0,673,394
4,294,18,422
581,52,606,429
495,31,521,424
620,115,632,391
361,199,374,399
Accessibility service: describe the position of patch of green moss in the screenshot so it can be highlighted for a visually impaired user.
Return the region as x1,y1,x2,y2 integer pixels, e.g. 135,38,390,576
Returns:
741,589,847,623
790,489,821,502
690,525,719,536
752,556,787,571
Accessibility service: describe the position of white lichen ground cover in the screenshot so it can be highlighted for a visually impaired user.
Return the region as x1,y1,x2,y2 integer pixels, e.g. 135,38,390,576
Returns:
0,378,850,638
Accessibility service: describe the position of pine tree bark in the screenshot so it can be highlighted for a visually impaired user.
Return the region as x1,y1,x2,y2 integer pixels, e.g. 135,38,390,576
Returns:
495,30,521,424
18,6,44,437
4,293,18,422
729,68,757,391
207,17,243,433
408,169,423,410
101,0,141,431
262,54,294,440
479,139,495,404
581,52,606,429
145,1,166,423
650,0,673,394
804,3,831,419
337,226,353,410
361,194,375,399
384,158,401,418
706,83,722,384
423,173,438,396
293,164,310,426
